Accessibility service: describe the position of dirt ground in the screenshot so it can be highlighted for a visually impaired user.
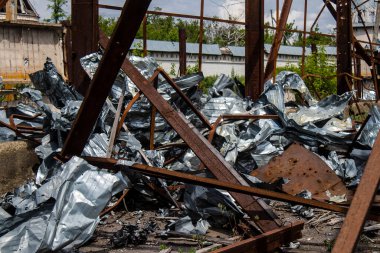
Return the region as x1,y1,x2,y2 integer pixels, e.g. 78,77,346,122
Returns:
78,200,380,253
0,140,39,194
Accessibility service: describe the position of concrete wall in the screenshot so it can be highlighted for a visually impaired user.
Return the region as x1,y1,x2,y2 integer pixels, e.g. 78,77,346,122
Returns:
148,52,305,77
0,21,64,83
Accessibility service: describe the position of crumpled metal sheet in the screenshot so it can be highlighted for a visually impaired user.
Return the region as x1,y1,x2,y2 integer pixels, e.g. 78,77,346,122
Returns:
0,157,130,253
287,92,353,126
169,216,210,235
183,185,244,228
82,133,109,157
29,58,82,108
208,74,244,98
357,105,380,148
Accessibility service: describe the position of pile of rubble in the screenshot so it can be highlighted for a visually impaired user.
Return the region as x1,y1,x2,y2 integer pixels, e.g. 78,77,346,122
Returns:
0,54,379,252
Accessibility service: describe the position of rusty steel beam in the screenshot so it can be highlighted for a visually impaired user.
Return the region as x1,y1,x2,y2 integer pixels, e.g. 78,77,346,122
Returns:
81,157,380,221
213,221,303,253
61,0,152,157
264,0,293,82
179,28,187,76
245,0,264,100
98,35,281,232
71,0,99,94
336,0,352,95
332,133,380,253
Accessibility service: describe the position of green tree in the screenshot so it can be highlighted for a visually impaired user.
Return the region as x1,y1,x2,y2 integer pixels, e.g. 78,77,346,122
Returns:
99,16,117,37
46,0,67,23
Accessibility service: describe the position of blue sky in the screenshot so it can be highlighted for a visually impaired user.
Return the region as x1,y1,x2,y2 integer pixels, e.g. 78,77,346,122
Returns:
30,0,338,33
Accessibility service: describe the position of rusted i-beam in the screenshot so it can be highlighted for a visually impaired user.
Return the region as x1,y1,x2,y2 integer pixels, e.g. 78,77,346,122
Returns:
332,132,380,252
213,221,303,253
245,0,265,100
98,34,281,232
336,0,352,95
61,0,152,156
264,0,293,82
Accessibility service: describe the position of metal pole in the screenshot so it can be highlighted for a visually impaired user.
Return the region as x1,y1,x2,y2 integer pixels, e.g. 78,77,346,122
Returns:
143,15,148,57
179,28,187,76
336,0,352,95
71,0,99,94
301,0,307,77
245,0,265,100
198,0,204,72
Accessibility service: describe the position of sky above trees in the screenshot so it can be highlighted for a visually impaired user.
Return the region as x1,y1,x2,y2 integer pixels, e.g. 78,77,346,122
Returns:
30,0,340,33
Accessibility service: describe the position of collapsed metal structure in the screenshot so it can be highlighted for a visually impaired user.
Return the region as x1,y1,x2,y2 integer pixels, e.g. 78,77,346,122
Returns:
50,0,380,252
0,0,379,252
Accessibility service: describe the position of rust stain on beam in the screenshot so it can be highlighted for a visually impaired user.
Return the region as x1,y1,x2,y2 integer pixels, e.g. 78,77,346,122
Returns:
332,132,380,253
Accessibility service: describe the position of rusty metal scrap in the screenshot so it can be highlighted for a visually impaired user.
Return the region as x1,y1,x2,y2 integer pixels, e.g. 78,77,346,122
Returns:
251,143,350,203
98,32,281,232
213,221,303,253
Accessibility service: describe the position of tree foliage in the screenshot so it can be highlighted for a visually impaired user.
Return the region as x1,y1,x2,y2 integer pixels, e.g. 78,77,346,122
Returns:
46,0,67,23
276,47,337,98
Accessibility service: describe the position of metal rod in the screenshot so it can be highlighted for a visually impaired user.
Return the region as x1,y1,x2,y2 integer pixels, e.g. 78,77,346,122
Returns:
179,28,187,76
301,0,307,77
198,0,204,72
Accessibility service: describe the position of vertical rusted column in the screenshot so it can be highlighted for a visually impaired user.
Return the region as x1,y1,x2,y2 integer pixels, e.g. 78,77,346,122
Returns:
336,0,352,94
143,15,148,57
245,0,264,100
71,0,99,94
264,0,293,82
198,0,204,72
301,0,307,77
179,28,187,76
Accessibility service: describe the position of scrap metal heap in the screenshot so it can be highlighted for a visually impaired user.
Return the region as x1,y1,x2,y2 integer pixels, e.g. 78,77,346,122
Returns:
1,1,380,253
